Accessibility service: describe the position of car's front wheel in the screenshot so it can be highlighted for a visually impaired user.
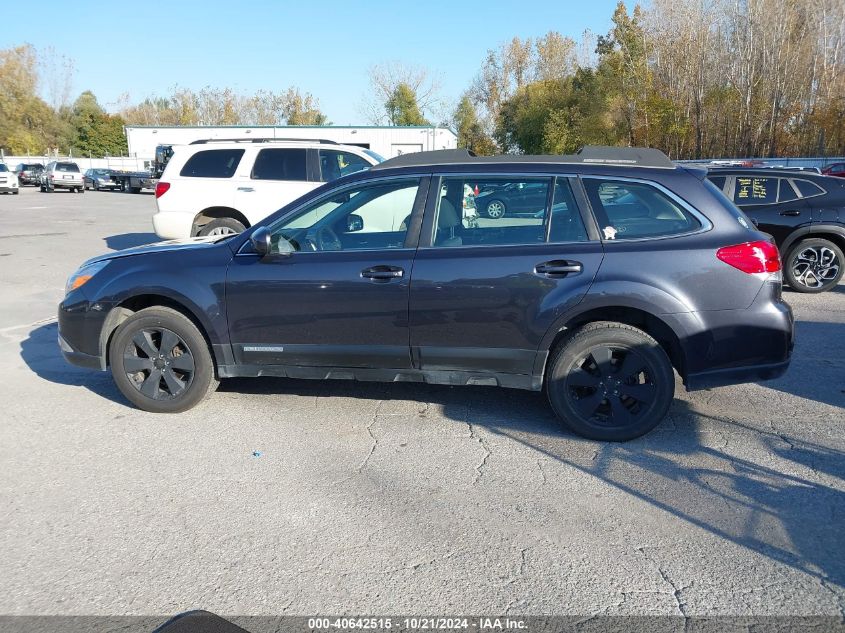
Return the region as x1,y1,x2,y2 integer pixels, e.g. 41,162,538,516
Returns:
546,322,674,441
784,238,843,293
109,307,218,413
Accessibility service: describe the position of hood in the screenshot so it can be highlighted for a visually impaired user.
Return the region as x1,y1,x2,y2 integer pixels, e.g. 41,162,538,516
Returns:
82,236,232,266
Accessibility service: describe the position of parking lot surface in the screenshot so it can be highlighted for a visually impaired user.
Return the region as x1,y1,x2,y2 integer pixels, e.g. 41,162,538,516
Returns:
0,186,843,618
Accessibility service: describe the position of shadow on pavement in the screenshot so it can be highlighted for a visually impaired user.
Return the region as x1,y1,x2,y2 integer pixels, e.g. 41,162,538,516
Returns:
104,232,160,251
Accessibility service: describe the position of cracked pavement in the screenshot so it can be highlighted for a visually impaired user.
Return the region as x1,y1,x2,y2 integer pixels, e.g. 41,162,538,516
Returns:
0,188,844,617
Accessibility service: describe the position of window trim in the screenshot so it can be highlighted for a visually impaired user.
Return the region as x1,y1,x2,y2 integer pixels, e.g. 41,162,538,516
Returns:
236,173,431,256
419,172,595,250
580,175,713,242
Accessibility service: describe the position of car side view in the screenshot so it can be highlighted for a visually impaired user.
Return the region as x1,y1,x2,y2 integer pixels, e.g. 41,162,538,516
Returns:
706,167,845,292
59,147,793,441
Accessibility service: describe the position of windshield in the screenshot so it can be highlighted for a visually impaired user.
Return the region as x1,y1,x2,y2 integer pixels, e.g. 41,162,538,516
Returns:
92,169,112,176
0,165,8,172
362,149,385,163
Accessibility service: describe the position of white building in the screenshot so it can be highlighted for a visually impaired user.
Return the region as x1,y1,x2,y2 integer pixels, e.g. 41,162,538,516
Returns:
124,125,457,160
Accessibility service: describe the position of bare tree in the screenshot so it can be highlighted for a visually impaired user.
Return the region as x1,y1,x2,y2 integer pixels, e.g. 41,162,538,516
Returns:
361,61,442,125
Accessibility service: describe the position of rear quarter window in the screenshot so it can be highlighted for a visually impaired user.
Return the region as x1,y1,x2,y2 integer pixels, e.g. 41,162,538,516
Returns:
583,179,701,240
793,179,825,198
179,149,245,178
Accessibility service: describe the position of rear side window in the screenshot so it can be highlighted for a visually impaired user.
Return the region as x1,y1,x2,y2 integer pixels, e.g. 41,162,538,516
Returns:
56,162,79,173
432,177,551,248
252,148,307,181
319,149,370,181
734,176,776,205
778,179,798,203
548,180,588,243
584,179,701,240
793,179,825,198
180,149,244,178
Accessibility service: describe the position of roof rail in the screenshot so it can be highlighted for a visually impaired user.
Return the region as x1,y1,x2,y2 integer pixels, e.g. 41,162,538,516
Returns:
371,145,675,170
188,137,338,145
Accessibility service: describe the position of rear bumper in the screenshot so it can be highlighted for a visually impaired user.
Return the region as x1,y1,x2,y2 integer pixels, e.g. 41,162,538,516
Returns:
685,358,790,390
152,210,194,239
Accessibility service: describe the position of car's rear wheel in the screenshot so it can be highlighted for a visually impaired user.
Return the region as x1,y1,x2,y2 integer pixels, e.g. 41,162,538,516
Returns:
784,238,843,293
198,218,246,237
546,322,674,441
485,199,506,219
109,307,218,413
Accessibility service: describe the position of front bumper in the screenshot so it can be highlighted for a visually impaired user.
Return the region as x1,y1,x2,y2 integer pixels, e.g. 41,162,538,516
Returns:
58,296,111,371
0,185,18,193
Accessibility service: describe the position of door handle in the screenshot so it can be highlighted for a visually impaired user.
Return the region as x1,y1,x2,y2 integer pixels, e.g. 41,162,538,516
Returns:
361,265,404,281
534,260,583,277
237,187,254,192
779,210,801,216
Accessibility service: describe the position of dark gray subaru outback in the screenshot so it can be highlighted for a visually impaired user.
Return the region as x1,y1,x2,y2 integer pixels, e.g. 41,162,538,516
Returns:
59,146,793,441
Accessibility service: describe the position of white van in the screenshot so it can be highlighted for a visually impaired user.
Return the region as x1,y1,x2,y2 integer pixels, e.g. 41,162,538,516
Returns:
152,139,382,239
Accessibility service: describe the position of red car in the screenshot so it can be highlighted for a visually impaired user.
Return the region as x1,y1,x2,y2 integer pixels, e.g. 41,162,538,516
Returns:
822,162,845,178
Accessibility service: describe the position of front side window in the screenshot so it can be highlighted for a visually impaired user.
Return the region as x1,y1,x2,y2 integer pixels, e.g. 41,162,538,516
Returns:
252,148,307,181
267,179,420,253
584,179,702,240
733,176,776,205
180,149,244,178
432,177,552,248
318,149,370,181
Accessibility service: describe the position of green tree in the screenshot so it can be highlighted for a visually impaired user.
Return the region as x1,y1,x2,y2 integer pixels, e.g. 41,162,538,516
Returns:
452,95,496,155
385,83,429,126
70,91,127,156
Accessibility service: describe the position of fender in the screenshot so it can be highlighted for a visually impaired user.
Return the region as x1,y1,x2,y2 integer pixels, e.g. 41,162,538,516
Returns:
781,223,845,255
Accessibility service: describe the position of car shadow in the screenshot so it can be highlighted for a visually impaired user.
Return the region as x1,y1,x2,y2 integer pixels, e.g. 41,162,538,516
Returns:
103,233,160,251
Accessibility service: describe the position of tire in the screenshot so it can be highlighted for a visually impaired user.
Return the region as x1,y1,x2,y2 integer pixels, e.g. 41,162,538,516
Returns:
40,184,45,192
545,322,674,441
78,187,84,194
784,238,844,293
485,199,506,219
109,307,218,413
198,218,246,237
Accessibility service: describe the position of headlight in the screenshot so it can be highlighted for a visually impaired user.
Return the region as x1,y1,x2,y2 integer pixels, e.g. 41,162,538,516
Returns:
65,260,109,295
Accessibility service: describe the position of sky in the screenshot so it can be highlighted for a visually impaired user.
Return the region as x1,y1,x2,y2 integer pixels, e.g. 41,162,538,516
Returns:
2,0,621,125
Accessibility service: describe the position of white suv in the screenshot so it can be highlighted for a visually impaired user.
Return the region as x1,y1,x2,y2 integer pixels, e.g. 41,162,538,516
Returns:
152,139,383,238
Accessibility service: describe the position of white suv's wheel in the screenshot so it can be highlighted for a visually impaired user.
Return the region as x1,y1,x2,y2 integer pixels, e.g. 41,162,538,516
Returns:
198,218,246,237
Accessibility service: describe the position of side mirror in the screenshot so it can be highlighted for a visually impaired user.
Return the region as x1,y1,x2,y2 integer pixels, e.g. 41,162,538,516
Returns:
346,214,364,232
250,227,272,256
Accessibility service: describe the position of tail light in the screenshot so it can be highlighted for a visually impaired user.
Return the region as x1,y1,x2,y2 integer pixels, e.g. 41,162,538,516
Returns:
716,240,781,274
155,181,170,198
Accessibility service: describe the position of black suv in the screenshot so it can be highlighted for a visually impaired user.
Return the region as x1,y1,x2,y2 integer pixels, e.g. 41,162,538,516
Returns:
58,147,793,441
14,162,44,186
707,168,845,292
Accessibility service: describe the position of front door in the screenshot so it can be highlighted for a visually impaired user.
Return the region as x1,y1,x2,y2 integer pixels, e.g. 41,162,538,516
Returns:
226,176,429,369
409,175,603,376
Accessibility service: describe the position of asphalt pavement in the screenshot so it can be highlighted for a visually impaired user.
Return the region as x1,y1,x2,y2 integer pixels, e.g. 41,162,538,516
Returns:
0,185,843,621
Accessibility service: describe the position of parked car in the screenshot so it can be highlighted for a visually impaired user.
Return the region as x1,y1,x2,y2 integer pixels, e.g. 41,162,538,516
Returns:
0,164,19,194
706,168,844,292
84,168,120,191
473,181,550,218
59,146,794,442
821,162,845,178
40,161,84,193
13,162,44,186
152,138,382,239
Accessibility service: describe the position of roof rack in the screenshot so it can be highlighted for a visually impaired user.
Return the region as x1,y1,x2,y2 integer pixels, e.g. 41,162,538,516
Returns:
371,145,675,170
189,137,338,145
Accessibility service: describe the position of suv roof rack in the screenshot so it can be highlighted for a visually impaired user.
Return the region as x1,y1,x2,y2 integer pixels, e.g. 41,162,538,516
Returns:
189,137,338,145
371,145,675,170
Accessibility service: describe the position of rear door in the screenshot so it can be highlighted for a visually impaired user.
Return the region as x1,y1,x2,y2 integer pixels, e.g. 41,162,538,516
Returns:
409,174,603,378
169,147,242,218
232,147,317,226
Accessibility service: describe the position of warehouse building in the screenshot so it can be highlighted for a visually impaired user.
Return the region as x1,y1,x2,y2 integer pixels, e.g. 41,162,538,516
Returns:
124,125,457,160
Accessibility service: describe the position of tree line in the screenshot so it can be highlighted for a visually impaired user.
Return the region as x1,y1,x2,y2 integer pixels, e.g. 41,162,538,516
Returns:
2,0,844,159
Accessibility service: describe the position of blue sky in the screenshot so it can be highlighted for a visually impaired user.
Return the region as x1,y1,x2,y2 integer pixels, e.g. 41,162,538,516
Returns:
3,0,621,124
